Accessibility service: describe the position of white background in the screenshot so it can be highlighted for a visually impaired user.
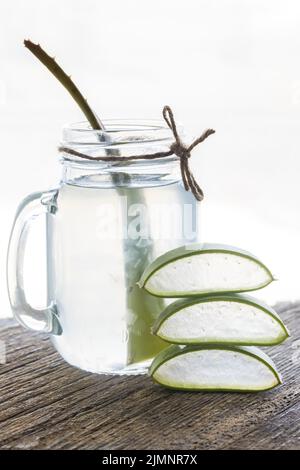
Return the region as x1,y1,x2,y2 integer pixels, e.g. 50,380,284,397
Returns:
1,0,300,318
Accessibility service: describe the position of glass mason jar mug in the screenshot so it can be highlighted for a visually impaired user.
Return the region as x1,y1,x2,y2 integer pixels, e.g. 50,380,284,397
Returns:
7,119,199,375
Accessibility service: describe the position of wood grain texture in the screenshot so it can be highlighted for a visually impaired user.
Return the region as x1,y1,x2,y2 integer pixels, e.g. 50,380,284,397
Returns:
0,302,299,450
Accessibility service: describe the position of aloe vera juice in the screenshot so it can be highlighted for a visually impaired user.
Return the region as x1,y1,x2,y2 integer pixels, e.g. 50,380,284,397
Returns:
48,178,198,374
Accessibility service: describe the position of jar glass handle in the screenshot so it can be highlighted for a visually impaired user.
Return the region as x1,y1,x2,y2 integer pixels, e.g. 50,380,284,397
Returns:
7,190,62,335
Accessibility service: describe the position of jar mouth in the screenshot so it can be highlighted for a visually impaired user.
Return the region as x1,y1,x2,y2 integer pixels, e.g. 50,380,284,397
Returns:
65,118,172,132
60,118,182,167
62,119,181,145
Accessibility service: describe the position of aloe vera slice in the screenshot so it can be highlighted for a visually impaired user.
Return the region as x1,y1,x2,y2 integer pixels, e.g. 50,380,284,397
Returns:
139,243,273,297
113,173,166,366
153,293,289,346
150,344,281,392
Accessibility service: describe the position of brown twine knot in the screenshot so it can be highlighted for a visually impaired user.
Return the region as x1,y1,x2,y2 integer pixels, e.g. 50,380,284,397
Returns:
59,106,215,202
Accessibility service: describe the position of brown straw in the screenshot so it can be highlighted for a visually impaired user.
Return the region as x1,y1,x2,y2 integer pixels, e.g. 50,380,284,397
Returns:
59,106,215,201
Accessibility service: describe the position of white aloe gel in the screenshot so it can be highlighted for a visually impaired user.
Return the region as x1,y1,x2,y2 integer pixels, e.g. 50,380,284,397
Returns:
48,180,198,374
141,245,273,296
151,346,281,391
154,296,288,345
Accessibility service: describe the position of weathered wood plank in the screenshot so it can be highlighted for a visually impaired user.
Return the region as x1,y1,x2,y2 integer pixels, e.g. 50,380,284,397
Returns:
0,303,299,450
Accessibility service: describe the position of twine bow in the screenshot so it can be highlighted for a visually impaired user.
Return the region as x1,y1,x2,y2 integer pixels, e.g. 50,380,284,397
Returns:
162,106,215,201
59,106,215,201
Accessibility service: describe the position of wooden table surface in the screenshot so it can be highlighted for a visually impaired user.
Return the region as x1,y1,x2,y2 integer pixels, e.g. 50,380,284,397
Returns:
0,302,299,450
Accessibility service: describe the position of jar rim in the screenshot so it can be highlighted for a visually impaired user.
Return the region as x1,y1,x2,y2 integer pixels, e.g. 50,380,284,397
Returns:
62,118,183,145
64,118,174,133
60,118,183,167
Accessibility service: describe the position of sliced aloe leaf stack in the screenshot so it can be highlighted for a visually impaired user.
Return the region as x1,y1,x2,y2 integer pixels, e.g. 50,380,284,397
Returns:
139,243,289,392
